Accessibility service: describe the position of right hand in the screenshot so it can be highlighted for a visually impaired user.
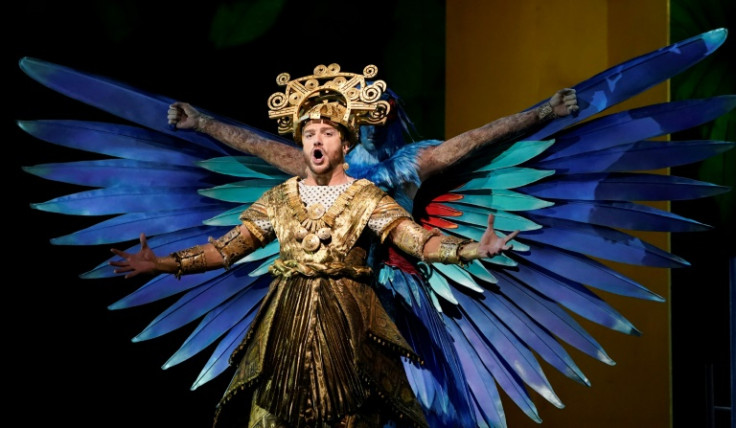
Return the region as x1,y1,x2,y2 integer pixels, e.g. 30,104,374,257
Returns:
477,213,519,258
168,101,203,130
109,233,159,279
549,88,579,117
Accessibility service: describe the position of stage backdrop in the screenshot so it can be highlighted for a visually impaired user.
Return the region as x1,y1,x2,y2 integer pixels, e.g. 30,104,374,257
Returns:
447,1,671,427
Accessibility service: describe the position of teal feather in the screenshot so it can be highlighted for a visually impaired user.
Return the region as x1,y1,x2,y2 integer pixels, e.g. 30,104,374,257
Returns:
443,203,542,231
473,139,556,171
197,156,288,179
197,179,282,203
426,269,458,305
446,190,553,211
238,240,280,264
202,205,251,226
431,264,484,293
463,260,498,285
455,167,555,191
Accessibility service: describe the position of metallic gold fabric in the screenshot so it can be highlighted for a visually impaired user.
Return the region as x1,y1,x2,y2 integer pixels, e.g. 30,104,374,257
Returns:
247,396,388,428
269,259,372,280
213,178,427,428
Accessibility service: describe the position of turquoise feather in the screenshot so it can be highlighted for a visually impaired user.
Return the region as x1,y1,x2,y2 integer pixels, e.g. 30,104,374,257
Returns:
455,167,555,191
197,156,288,179
447,190,553,211
197,179,282,202
474,139,556,171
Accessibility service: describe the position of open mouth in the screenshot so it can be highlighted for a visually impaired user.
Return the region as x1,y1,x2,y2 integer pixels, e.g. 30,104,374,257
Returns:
313,149,323,159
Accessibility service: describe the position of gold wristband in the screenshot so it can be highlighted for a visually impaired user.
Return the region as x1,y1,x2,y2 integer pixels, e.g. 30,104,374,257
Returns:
424,235,471,264
209,227,261,269
537,102,557,121
195,114,214,132
171,245,207,279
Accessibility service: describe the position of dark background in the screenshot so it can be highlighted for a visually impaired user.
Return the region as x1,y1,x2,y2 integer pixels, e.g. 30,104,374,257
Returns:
8,1,734,427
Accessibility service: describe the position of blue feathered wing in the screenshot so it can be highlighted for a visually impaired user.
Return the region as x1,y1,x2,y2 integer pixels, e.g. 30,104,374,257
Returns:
18,28,735,428
398,27,735,427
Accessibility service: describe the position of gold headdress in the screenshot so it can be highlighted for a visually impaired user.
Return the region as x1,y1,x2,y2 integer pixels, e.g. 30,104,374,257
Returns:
267,63,391,144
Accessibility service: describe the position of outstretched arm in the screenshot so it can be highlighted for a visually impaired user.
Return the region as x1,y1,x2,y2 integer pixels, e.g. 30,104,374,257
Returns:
414,88,578,182
389,213,519,264
168,102,306,177
110,224,262,279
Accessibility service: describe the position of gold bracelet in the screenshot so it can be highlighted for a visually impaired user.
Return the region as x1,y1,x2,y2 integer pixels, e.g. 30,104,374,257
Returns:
537,102,557,121
171,245,207,279
195,114,214,132
424,235,471,264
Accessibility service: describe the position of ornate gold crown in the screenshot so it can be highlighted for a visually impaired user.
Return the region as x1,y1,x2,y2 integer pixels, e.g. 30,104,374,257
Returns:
267,63,391,144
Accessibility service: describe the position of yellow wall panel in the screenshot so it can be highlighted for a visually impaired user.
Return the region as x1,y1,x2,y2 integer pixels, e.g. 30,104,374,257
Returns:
446,1,670,427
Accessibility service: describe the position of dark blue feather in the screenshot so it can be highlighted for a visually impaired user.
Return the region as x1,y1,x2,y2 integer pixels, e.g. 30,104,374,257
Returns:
18,120,214,165
32,187,223,216
448,315,538,425
477,290,590,386
523,172,730,201
454,291,563,408
525,28,729,141
193,312,255,389
379,267,476,427
528,200,711,232
539,96,736,161
532,140,736,174
49,206,230,245
516,241,664,301
517,218,689,268
163,276,269,368
19,57,295,154
133,265,262,341
495,272,614,365
23,160,216,188
504,261,639,334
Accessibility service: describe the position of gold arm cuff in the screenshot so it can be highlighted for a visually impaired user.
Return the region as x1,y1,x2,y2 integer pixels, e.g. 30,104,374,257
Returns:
171,245,207,279
391,221,439,260
209,227,261,269
424,235,472,265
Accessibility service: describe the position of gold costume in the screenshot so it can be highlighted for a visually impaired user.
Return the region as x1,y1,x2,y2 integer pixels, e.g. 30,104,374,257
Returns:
212,177,429,428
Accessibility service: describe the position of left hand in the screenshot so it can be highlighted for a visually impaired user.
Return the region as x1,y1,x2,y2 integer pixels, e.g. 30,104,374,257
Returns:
477,214,519,257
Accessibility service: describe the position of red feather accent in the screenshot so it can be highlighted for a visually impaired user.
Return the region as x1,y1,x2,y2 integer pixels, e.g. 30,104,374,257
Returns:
431,193,464,202
425,202,462,217
420,217,458,229
385,246,420,274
